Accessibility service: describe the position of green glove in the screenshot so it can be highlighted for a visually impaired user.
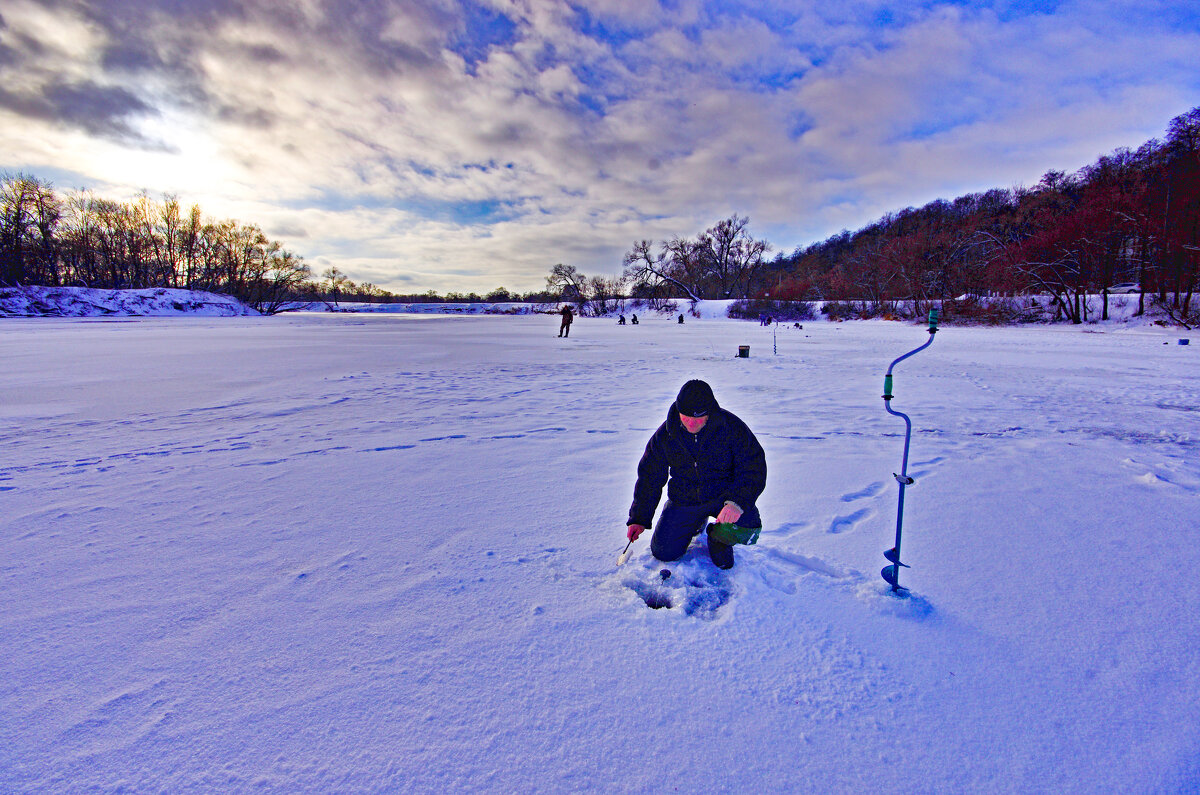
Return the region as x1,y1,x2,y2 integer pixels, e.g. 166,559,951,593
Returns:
708,522,761,546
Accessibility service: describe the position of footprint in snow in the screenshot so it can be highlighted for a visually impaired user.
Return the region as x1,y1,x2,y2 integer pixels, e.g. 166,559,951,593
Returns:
513,547,565,564
774,520,813,537
829,507,873,534
759,547,851,581
840,481,885,502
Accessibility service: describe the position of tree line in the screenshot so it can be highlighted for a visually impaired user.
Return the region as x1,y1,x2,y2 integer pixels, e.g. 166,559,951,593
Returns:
0,178,568,312
540,213,771,316
548,106,1199,325
0,179,312,314
315,267,559,306
766,106,1200,324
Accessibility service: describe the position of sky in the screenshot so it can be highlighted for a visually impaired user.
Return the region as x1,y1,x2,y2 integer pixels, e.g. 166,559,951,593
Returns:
2,0,1199,294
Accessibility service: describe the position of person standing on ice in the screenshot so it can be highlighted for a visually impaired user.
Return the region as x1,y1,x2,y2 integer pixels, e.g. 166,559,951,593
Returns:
558,305,574,337
626,379,766,570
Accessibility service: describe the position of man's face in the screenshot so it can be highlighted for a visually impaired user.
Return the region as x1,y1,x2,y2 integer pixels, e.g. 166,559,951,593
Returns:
679,413,708,434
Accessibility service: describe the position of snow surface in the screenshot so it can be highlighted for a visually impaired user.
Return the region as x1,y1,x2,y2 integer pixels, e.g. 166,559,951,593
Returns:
2,308,1199,792
0,287,257,318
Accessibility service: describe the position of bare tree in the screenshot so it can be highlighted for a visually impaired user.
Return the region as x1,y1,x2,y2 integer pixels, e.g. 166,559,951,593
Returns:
322,266,351,307
179,203,203,289
241,246,311,314
30,179,62,285
545,263,590,308
695,214,770,298
58,191,100,286
0,173,57,286
622,239,702,302
586,274,625,316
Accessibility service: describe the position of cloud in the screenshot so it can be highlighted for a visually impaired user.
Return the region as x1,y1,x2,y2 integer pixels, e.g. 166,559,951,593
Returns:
0,78,163,144
1,0,1198,292
0,1,167,145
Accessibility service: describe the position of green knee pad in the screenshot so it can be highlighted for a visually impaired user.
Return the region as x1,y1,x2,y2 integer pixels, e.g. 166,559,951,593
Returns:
707,522,761,546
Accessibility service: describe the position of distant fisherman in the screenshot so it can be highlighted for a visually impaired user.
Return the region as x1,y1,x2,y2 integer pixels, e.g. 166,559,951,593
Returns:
558,305,574,338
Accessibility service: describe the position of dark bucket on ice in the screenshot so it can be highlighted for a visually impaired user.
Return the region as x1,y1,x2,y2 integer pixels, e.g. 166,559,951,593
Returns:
737,345,750,358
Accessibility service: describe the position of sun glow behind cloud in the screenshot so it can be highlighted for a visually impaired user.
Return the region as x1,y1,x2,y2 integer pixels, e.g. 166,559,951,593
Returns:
114,111,233,198
1,0,1198,293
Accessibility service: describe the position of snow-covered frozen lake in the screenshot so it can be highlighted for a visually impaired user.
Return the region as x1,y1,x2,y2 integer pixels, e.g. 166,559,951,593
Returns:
2,311,1198,792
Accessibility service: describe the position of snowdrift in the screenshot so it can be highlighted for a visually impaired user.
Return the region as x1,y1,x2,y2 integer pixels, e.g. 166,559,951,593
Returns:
0,286,257,318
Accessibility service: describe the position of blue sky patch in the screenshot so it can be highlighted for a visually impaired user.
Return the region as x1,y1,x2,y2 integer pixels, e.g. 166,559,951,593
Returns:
447,1,519,72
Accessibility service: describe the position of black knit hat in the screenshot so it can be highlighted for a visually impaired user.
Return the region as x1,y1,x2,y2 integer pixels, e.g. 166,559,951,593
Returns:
676,379,718,417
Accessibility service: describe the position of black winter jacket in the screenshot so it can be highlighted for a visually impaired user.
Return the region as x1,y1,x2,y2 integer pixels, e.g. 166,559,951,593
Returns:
627,402,766,527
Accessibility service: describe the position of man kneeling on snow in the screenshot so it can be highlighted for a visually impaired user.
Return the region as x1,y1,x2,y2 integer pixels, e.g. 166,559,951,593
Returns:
626,380,766,570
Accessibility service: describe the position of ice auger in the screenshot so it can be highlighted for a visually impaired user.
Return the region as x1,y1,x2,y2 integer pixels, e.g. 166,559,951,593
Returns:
880,308,939,593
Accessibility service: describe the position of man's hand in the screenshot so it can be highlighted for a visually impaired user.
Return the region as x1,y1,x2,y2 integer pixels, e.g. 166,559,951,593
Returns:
716,503,743,524
627,524,645,541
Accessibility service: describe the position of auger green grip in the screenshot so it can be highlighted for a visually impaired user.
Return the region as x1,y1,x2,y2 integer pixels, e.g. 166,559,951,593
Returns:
928,307,940,331
883,373,893,399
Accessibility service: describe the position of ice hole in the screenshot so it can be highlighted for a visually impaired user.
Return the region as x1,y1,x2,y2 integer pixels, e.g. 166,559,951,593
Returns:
628,581,674,610
642,590,673,610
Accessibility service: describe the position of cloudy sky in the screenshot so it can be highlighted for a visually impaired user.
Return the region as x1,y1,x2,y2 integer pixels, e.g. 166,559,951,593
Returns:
2,0,1198,294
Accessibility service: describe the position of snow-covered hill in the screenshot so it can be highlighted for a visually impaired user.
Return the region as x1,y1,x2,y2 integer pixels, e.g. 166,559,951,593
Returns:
0,286,257,317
